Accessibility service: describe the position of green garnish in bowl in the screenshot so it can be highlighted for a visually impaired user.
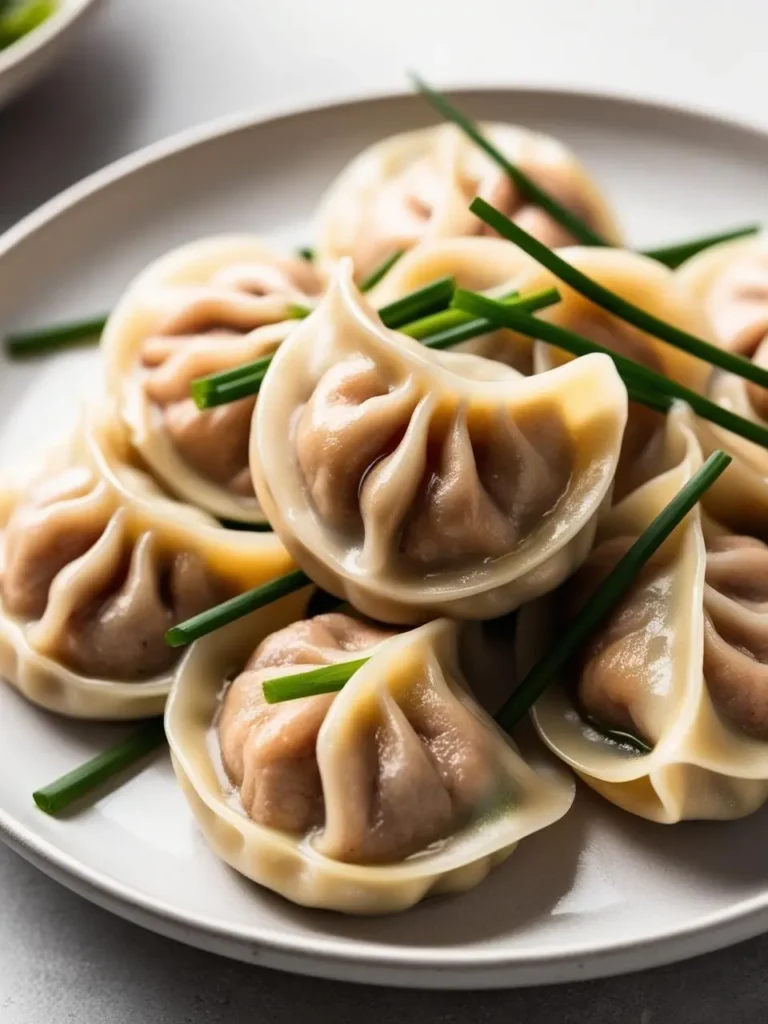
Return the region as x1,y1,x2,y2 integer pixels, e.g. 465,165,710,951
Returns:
0,1,58,52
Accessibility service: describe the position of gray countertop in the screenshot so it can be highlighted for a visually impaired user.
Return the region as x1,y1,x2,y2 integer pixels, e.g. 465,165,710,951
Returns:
2,0,768,1018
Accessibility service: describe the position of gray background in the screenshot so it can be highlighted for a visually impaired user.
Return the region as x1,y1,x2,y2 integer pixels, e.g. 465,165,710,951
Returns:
2,0,768,1020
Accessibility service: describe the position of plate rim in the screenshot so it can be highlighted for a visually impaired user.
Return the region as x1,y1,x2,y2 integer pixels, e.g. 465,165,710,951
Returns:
3,83,768,987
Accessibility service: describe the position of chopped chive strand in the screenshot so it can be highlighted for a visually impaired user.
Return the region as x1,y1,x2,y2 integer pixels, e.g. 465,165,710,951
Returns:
166,569,310,647
218,518,274,532
642,224,761,269
285,302,312,319
262,657,369,704
410,74,607,248
190,277,456,409
422,287,560,352
451,290,768,451
582,717,653,754
379,275,455,329
625,386,671,415
32,719,166,816
5,315,108,357
359,250,405,292
470,197,768,393
401,290,520,341
496,450,731,731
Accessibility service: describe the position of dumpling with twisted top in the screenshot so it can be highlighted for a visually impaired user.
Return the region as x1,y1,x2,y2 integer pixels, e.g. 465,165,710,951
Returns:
522,406,768,822
103,237,325,525
677,237,768,532
250,260,628,624
0,409,292,719
507,248,714,498
315,123,622,282
166,589,574,913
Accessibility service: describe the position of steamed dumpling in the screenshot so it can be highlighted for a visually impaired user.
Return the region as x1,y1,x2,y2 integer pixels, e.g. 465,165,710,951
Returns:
369,237,537,373
523,406,768,822
677,237,768,532
103,237,325,525
519,248,714,498
165,589,574,913
218,612,397,838
251,261,628,624
0,409,292,719
315,123,622,281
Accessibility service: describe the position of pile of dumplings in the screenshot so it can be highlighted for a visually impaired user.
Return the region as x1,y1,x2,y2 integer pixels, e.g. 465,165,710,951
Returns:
4,118,768,915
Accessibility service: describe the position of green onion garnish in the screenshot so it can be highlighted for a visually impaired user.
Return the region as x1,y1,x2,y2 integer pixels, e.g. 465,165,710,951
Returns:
642,224,760,269
451,289,768,451
191,276,456,410
0,0,57,51
359,250,405,292
469,197,768,393
582,717,653,754
32,719,166,816
421,287,559,351
262,657,368,704
2,301,312,359
495,449,732,730
218,518,274,532
410,74,608,248
377,275,455,329
297,247,315,262
165,569,310,648
5,315,108,358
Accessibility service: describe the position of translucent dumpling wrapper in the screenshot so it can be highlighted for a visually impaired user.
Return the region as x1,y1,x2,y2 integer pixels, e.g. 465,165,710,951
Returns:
165,588,574,914
520,406,768,822
520,248,714,499
103,237,325,525
677,237,768,533
315,123,622,282
250,261,628,624
0,409,293,719
369,237,538,373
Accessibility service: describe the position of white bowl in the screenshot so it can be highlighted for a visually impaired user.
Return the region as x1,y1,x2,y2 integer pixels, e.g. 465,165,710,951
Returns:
0,0,103,110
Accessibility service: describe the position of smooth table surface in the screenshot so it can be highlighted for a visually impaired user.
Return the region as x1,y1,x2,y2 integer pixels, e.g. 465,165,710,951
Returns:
2,0,768,1017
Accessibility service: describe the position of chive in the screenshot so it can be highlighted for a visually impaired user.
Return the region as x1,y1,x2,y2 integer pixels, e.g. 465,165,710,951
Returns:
285,302,312,319
190,356,272,409
410,73,607,248
2,298,310,360
190,276,456,410
470,197,768,393
582,716,653,754
623,385,672,415
642,224,760,269
421,287,560,351
305,587,348,618
495,450,731,731
297,247,315,263
32,719,166,816
378,275,455,329
166,569,310,647
218,518,274,532
4,314,108,358
359,250,405,292
262,657,368,704
452,290,768,451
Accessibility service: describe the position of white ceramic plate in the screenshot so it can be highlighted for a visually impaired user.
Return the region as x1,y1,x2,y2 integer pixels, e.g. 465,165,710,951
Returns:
2,88,768,990
0,0,103,110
